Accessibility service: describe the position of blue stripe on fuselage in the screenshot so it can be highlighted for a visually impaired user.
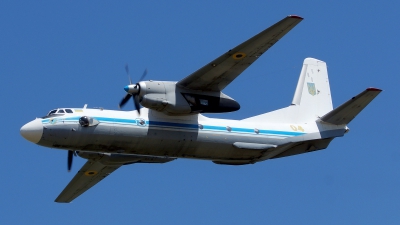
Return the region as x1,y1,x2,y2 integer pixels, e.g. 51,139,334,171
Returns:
41,116,305,137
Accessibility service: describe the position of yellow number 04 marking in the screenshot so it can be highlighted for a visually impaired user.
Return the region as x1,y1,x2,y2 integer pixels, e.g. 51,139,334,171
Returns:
290,125,304,132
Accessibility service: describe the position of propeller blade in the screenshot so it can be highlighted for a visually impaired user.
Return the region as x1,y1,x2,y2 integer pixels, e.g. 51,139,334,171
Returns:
119,94,132,109
133,95,141,115
139,69,148,81
125,63,132,84
119,65,147,112
67,150,73,172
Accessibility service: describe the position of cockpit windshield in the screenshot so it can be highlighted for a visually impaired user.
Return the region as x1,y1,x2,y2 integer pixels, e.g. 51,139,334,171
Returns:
43,108,74,118
48,109,57,115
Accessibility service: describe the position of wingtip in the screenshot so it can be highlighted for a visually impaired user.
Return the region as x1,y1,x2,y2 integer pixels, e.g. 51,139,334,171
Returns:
366,87,382,92
54,200,70,203
288,15,303,19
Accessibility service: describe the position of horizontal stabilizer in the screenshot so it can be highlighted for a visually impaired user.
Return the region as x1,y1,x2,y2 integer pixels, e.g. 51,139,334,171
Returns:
320,88,382,125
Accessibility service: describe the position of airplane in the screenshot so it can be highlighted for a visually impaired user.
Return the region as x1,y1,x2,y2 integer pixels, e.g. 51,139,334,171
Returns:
20,15,381,203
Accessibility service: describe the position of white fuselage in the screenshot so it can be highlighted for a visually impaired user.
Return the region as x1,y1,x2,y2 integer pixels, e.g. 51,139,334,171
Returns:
21,107,346,165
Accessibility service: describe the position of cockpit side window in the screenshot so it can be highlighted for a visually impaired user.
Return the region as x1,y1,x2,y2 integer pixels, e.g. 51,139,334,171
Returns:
65,109,73,113
48,109,57,116
57,109,65,113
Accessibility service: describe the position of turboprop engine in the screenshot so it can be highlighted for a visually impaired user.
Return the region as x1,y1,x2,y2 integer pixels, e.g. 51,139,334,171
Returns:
120,80,240,115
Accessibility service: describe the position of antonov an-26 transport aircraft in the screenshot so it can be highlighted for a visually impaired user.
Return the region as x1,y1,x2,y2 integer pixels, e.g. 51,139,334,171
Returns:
20,15,381,203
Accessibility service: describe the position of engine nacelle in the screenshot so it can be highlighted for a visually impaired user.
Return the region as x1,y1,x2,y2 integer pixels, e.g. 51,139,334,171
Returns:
137,81,240,115
138,81,168,111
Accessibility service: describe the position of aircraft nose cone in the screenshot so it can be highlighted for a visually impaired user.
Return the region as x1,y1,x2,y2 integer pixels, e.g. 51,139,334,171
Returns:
124,85,129,92
20,119,43,143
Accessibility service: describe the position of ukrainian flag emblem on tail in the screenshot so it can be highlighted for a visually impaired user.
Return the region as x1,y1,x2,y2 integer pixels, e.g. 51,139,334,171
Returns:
307,82,316,96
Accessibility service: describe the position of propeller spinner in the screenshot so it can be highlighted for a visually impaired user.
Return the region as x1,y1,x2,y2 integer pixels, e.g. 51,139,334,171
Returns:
118,64,147,114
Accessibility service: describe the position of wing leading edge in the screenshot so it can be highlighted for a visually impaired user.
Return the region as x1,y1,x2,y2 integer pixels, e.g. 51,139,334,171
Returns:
177,15,303,92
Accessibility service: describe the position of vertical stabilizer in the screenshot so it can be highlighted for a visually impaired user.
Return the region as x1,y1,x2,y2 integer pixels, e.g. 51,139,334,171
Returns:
291,58,333,121
242,58,334,123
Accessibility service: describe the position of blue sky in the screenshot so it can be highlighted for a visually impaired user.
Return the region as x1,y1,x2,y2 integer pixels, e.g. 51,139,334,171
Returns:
1,1,399,224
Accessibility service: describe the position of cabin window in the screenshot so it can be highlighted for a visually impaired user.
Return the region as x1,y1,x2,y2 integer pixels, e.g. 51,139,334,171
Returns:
65,109,73,113
139,119,145,125
57,109,65,113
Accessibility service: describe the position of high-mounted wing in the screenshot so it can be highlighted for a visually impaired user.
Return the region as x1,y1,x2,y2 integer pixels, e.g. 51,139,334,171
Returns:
55,153,176,203
177,15,303,92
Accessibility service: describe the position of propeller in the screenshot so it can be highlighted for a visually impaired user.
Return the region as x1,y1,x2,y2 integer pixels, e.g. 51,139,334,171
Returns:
67,150,77,172
119,64,148,115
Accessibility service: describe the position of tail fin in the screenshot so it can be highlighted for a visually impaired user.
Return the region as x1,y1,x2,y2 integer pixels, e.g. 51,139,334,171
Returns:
320,88,382,125
243,58,334,123
291,58,333,121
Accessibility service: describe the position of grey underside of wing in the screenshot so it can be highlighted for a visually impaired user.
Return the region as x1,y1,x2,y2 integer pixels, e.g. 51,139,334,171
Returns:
176,16,303,92
320,88,382,125
55,160,120,203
